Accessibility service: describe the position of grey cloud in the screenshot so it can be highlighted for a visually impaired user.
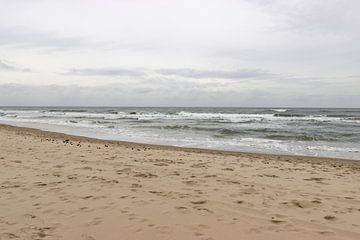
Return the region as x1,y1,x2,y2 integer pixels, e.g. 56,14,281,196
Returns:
62,68,146,77
0,26,100,51
1,83,359,108
156,68,322,84
0,60,16,71
61,66,324,84
0,59,30,72
61,67,276,80
155,68,275,80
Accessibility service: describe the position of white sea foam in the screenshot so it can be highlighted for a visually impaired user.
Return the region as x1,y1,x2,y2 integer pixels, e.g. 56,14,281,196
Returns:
2,109,359,124
272,109,287,112
1,107,359,160
306,145,360,153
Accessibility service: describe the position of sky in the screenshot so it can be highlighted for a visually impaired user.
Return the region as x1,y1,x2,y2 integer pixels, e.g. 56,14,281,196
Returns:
0,0,359,107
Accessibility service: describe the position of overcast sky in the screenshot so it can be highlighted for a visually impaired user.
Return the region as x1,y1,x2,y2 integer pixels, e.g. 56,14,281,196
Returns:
0,0,359,107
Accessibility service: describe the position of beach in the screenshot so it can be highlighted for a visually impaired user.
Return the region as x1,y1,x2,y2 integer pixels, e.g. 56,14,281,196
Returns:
0,124,359,240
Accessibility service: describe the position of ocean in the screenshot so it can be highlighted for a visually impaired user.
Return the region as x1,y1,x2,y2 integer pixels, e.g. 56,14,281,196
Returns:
0,107,359,160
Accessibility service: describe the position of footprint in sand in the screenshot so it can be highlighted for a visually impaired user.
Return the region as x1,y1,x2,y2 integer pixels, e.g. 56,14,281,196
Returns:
131,183,142,188
304,177,327,183
0,233,19,239
324,215,336,221
86,217,103,226
175,206,188,210
283,199,320,209
270,216,286,224
222,167,234,171
133,172,158,178
24,213,37,219
204,174,217,178
155,226,170,234
116,168,132,175
81,195,94,200
183,180,198,186
154,163,168,166
82,234,96,240
193,206,213,213
191,200,207,204
188,224,211,238
318,231,336,236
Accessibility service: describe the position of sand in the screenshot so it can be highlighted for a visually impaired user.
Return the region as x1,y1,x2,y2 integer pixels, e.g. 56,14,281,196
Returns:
0,124,359,240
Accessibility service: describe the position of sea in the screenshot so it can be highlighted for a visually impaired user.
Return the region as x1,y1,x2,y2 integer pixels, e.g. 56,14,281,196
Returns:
0,107,359,160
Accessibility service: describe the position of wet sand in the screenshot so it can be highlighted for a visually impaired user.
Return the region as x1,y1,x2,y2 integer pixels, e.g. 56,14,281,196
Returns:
0,124,359,240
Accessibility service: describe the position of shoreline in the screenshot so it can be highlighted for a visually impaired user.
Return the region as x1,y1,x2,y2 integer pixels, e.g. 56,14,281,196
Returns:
1,106,359,161
1,123,360,239
1,123,358,164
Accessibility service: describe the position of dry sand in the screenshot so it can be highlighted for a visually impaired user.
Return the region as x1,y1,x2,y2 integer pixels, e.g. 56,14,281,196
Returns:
0,124,359,240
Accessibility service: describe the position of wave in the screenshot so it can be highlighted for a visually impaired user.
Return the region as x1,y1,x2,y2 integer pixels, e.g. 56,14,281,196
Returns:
265,134,334,142
1,107,360,159
163,125,192,130
47,109,89,113
105,110,119,114
271,109,287,112
143,124,219,132
2,109,360,125
215,128,245,136
326,114,360,118
150,125,251,138
274,113,306,117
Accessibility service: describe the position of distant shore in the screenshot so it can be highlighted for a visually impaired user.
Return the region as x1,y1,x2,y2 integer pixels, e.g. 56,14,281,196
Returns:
1,123,360,239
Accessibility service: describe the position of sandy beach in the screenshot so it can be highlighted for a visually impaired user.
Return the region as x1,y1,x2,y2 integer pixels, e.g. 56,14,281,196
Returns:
0,124,359,240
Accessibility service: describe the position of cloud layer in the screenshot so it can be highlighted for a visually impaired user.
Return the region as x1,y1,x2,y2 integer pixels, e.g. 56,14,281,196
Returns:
0,59,30,72
62,67,276,80
156,68,276,80
0,0,359,107
1,78,359,107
